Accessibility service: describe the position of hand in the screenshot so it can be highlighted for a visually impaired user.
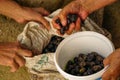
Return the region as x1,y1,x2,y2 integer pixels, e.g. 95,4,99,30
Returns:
52,0,89,35
0,42,32,72
102,49,120,80
14,7,50,30
52,0,117,35
0,1,50,30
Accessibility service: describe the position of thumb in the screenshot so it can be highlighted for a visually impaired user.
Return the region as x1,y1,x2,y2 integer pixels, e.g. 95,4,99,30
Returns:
58,9,69,26
103,57,110,67
103,53,113,67
17,49,33,57
79,10,88,20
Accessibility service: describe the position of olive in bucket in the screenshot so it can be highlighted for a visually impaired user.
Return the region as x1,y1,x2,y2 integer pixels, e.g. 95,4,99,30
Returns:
54,31,114,80
65,52,104,76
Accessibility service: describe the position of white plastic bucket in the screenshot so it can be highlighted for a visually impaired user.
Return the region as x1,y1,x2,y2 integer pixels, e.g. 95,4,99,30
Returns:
54,31,114,80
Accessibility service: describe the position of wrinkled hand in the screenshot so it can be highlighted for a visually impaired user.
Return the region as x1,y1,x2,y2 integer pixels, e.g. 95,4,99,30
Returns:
0,42,32,72
0,0,50,30
52,0,89,35
103,49,120,80
14,7,50,30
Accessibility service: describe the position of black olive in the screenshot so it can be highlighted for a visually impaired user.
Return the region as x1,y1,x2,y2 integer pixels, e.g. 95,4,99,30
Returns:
69,14,78,22
55,19,63,28
74,57,79,63
79,61,86,67
78,56,83,62
95,60,101,65
100,63,104,68
65,52,104,76
42,49,49,53
83,72,88,76
79,53,85,57
79,67,86,73
75,66,80,73
78,53,86,62
86,53,95,62
86,68,93,75
70,69,76,75
42,36,64,53
76,73,82,76
63,26,69,31
96,55,104,62
91,52,99,57
55,14,78,34
67,60,73,65
59,28,65,34
65,69,70,73
92,65,102,72
47,44,53,49
67,19,71,25
55,18,60,24
89,62,96,67
51,48,55,52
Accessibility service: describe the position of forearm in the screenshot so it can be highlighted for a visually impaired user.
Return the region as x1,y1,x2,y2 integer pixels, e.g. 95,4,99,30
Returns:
0,0,26,20
78,0,117,14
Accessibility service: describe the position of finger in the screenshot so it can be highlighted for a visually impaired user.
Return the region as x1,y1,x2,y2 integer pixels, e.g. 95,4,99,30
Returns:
0,54,19,72
79,10,88,20
52,16,61,29
14,54,25,67
0,42,18,50
75,17,81,31
35,15,50,30
0,54,12,66
32,7,50,16
9,60,19,72
0,50,25,67
59,10,68,26
15,18,27,24
102,64,119,80
66,23,75,35
111,76,118,80
0,49,32,57
17,49,32,57
0,42,32,57
103,52,113,67
0,50,18,58
102,70,111,80
103,57,110,67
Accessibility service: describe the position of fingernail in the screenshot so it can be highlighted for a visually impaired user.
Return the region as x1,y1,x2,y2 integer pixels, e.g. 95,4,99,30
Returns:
61,20,66,26
48,25,51,30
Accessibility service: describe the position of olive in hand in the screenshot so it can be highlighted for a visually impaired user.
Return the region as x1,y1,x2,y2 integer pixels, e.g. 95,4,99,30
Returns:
55,14,78,34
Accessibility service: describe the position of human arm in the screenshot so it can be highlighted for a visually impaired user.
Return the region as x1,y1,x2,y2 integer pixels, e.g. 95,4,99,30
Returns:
52,0,117,34
0,42,32,72
103,48,120,80
0,0,50,30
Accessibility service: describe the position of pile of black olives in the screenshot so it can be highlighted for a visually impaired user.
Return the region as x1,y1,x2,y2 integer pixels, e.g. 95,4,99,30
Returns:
42,36,64,53
55,14,78,34
65,52,104,76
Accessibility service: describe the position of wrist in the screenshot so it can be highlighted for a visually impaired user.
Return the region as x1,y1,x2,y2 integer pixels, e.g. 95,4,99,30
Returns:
73,0,89,20
0,1,26,23
76,0,94,14
76,0,117,14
